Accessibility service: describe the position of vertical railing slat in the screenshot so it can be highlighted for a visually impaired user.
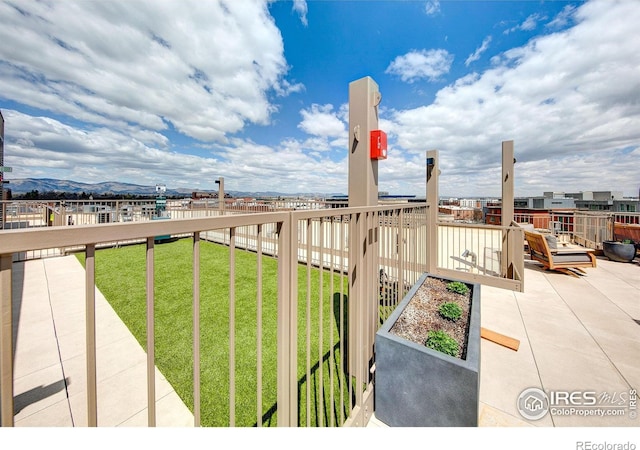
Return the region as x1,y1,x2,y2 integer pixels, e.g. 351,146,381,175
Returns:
146,237,156,426
318,218,324,426
0,254,14,426
339,215,346,424
229,227,236,426
85,244,98,427
256,224,263,427
329,217,335,427
305,218,311,426
193,232,201,426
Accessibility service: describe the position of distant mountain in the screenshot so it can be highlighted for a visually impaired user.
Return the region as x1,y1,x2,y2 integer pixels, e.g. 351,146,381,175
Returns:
7,178,186,196
6,178,344,199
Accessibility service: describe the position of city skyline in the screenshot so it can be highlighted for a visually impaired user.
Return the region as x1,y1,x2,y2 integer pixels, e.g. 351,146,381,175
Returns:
0,1,638,198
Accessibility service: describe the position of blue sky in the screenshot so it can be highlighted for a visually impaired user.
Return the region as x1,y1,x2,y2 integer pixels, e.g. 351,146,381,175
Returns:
1,0,639,197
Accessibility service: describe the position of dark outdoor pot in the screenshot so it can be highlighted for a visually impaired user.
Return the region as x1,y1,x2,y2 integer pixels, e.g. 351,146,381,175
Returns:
374,273,481,427
602,241,636,263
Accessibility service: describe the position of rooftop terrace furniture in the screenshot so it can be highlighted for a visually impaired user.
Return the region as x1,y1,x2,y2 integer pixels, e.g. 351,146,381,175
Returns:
524,230,596,278
511,221,535,252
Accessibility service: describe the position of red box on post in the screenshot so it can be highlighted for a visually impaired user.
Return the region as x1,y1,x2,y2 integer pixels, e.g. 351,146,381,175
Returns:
370,130,387,160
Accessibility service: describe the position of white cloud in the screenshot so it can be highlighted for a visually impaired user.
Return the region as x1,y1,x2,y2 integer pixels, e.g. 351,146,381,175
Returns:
292,0,308,26
2,0,638,198
214,138,347,193
386,49,454,83
465,36,492,67
298,104,346,140
546,5,577,29
382,0,640,197
3,108,348,193
275,79,305,97
425,0,440,16
505,13,546,34
3,109,219,186
0,1,297,143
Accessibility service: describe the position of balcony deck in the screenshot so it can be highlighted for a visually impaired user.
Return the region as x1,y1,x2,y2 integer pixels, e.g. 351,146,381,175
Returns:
8,252,640,427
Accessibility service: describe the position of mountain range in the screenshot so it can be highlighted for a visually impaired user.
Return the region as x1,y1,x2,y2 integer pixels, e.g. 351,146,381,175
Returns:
5,178,341,199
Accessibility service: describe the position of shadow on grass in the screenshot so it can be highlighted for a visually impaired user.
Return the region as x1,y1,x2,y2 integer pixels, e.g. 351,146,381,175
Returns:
254,292,353,427
254,340,355,427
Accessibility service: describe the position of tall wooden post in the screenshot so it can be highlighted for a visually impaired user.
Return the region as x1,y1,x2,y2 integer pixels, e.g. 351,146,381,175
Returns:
347,77,380,405
216,177,225,214
426,150,439,273
501,141,515,277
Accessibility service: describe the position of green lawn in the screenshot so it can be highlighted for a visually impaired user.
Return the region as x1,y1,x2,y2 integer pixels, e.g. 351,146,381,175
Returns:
77,237,352,426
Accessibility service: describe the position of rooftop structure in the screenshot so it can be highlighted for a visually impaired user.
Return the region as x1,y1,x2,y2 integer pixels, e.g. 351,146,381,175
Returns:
1,80,638,439
8,239,639,428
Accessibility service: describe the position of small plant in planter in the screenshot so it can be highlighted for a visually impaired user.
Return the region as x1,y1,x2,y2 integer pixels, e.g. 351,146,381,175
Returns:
438,301,462,321
425,330,459,357
446,281,469,295
375,273,481,427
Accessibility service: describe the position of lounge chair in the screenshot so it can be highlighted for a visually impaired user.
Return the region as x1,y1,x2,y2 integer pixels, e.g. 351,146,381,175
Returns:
524,230,596,277
510,221,535,252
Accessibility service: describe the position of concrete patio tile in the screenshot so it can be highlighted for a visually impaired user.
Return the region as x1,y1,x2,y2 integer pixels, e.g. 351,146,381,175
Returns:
13,363,69,422
47,286,89,316
121,391,194,427
479,339,554,427
478,402,536,427
13,323,61,379
61,334,149,398
479,285,555,426
15,397,75,427
582,332,640,390
68,361,181,427
597,259,640,290
608,361,640,394
516,308,599,361
584,268,640,318
12,293,52,327
54,317,135,363
480,285,524,336
531,339,629,393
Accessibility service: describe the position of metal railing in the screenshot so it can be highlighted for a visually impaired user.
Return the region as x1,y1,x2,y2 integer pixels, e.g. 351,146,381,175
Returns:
573,212,640,250
513,210,640,251
0,199,527,427
513,211,575,237
0,198,338,230
435,222,524,292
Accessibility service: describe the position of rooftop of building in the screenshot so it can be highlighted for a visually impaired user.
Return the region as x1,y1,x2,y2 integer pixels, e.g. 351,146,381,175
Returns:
10,250,639,430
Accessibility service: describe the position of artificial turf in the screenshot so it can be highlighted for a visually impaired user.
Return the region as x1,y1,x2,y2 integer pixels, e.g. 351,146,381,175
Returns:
77,237,352,426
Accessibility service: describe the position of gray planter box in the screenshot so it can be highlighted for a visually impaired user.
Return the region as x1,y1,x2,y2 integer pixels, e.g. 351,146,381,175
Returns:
603,240,636,263
374,273,481,427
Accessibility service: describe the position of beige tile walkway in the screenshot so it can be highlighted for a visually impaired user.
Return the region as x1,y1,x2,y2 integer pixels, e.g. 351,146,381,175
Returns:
11,255,193,427
478,255,639,427
7,253,640,427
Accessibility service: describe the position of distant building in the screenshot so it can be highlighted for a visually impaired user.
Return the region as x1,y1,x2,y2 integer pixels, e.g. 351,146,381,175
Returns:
484,190,639,229
0,110,4,189
460,198,499,209
1,110,5,226
565,191,638,213
516,193,576,209
438,205,483,222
